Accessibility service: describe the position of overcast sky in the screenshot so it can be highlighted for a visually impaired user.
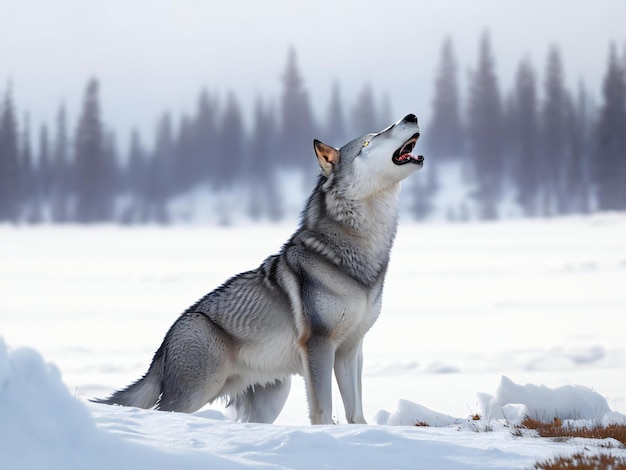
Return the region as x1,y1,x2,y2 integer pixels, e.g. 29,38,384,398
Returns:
1,0,625,148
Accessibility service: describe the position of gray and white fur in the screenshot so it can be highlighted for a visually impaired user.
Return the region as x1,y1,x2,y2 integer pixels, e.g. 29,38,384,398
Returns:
94,114,424,425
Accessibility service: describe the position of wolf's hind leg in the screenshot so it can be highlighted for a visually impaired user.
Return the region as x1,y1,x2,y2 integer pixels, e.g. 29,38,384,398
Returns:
230,376,292,423
157,312,231,413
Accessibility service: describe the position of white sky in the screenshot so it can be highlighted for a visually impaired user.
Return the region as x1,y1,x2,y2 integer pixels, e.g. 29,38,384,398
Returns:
1,0,625,148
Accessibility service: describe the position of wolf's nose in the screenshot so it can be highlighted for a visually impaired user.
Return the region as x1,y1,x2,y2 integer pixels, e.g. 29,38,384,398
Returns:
402,114,418,124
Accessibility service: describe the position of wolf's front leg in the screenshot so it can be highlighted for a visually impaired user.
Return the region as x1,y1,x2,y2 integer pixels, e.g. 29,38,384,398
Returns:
334,340,366,424
302,335,335,424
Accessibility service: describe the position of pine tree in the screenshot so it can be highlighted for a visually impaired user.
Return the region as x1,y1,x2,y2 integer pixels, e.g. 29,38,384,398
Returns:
50,105,70,223
280,47,316,172
539,46,572,215
192,89,219,187
175,115,194,193
248,96,281,220
21,114,42,223
123,129,149,223
217,92,246,187
147,112,174,224
351,83,378,135
378,93,393,131
0,84,20,222
428,37,464,158
102,128,120,212
74,78,113,222
595,42,626,210
38,124,51,206
323,81,347,145
509,57,540,216
410,164,438,221
467,31,504,219
564,82,593,213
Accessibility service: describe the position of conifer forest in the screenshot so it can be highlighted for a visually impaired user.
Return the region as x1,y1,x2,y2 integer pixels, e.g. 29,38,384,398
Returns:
1,35,625,225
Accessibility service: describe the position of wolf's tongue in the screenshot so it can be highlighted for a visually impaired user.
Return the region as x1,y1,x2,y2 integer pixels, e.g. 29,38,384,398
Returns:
401,153,424,163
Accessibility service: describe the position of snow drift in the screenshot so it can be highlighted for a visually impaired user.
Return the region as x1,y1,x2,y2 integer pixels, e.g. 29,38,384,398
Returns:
0,339,229,469
2,216,626,468
2,339,625,470
478,375,626,425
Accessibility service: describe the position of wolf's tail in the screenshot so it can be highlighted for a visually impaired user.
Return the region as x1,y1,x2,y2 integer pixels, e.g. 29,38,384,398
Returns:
91,346,164,409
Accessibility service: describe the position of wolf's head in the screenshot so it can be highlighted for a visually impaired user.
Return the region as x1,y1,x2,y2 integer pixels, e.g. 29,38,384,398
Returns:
313,114,424,200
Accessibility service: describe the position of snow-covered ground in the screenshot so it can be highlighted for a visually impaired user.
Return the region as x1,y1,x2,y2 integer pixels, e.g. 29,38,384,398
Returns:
2,214,626,468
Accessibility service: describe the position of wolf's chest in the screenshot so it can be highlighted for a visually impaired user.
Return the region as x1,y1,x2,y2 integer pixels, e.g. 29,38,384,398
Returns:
334,284,382,344
301,265,384,345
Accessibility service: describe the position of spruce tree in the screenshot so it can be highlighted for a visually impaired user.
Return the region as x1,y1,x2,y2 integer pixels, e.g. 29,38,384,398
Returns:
218,92,246,187
38,124,51,205
324,81,347,145
539,46,571,215
428,37,464,158
595,43,626,210
102,128,120,213
378,94,393,131
175,115,194,192
467,31,504,219
51,105,70,223
410,164,438,221
0,85,20,222
124,129,148,223
192,90,219,187
510,57,540,216
21,114,41,223
147,112,174,224
280,47,316,172
564,82,593,213
74,78,112,222
248,97,281,221
351,83,378,135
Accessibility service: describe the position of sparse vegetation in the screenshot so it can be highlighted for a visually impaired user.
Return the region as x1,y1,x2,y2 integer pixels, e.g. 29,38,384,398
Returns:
518,416,626,446
534,451,626,469
518,417,626,469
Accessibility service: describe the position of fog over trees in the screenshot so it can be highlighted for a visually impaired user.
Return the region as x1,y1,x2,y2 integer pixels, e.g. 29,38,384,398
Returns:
1,36,625,224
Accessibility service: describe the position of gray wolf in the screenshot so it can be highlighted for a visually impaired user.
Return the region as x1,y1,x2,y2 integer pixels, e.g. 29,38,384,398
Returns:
94,114,424,425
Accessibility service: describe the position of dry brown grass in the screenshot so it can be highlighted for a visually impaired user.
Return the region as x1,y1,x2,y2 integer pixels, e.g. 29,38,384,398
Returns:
414,414,626,467
518,416,626,446
534,451,626,469
520,416,626,469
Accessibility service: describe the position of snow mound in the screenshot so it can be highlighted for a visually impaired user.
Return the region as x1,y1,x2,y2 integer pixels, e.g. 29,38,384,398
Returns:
0,339,230,470
374,399,459,426
477,376,626,425
2,339,625,469
376,376,626,429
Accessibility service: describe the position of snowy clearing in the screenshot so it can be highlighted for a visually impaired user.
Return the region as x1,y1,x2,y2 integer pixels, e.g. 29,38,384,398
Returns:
1,214,626,468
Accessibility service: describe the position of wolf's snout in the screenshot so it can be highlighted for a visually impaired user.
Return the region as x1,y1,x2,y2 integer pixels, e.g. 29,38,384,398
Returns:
402,114,418,124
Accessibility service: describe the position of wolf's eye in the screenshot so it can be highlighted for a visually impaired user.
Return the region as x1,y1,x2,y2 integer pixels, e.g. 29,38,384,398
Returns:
362,140,370,148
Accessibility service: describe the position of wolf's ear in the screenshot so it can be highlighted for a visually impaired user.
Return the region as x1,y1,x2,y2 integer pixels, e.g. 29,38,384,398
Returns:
314,139,339,178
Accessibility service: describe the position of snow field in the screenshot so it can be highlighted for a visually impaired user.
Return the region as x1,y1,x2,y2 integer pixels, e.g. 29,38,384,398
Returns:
1,214,626,468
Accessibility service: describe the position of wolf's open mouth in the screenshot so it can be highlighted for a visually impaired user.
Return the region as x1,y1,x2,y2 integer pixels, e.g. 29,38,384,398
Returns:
392,133,424,165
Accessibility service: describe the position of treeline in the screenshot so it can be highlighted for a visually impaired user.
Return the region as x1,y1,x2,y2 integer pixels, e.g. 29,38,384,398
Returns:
0,48,392,225
1,36,625,225
427,34,626,219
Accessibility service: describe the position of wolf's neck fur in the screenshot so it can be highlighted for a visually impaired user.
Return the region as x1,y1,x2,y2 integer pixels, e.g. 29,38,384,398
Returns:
297,178,400,286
